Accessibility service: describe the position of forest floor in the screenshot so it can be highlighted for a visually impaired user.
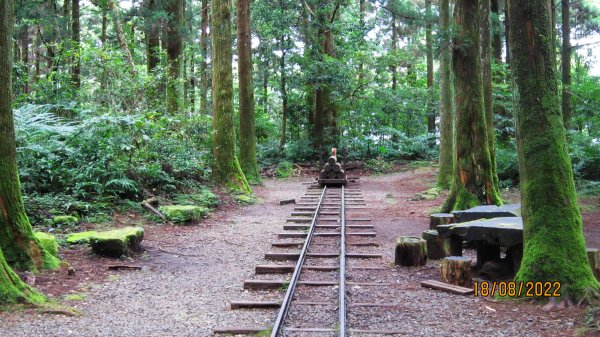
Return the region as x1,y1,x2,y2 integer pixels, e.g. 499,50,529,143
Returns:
0,165,599,336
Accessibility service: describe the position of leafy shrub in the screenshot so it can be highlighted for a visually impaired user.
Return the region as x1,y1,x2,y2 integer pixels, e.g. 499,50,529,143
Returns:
496,144,520,187
275,161,294,178
569,132,600,181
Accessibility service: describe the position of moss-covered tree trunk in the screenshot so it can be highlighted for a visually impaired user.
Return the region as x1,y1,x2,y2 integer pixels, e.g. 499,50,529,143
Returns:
0,0,59,273
108,0,135,72
438,0,454,189
508,0,599,298
200,0,209,115
166,0,184,114
442,0,502,213
71,0,80,88
237,0,260,184
211,0,251,194
561,0,571,128
481,0,500,193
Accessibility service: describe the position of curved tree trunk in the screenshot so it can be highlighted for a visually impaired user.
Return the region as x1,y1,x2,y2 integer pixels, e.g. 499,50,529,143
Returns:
508,0,599,298
237,0,260,183
211,0,251,193
438,0,454,189
0,0,59,273
442,0,502,212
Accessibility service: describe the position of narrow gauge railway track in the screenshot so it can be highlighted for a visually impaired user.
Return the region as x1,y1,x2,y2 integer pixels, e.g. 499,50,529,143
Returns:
215,181,402,336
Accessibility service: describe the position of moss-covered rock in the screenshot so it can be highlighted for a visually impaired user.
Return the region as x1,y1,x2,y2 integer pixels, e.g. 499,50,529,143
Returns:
51,215,79,226
66,231,99,245
160,205,208,224
34,232,59,259
89,227,144,258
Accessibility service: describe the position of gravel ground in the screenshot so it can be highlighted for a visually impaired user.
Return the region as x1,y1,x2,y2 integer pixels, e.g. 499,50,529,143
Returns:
0,169,594,337
0,178,309,337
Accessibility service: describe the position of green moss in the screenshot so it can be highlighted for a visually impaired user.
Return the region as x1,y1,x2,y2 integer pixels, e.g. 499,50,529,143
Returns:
90,227,144,257
275,161,294,178
51,215,79,226
34,232,59,259
64,293,85,301
160,205,208,224
174,188,219,208
236,194,257,205
66,231,99,245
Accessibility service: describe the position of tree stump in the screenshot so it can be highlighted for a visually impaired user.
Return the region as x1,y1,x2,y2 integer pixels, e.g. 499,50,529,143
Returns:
395,237,427,267
587,248,600,280
441,256,472,287
422,230,451,260
430,213,454,229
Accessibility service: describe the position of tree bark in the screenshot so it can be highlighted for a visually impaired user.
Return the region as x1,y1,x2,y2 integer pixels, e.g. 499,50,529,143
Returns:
0,0,59,273
166,0,184,114
504,4,510,64
438,0,454,189
237,0,260,183
561,0,571,128
442,0,502,212
481,0,500,193
211,0,251,193
71,0,80,88
200,0,209,115
426,0,435,134
508,0,599,298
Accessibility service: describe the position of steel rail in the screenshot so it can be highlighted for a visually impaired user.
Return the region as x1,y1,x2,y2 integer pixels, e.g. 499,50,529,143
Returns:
271,186,328,337
339,185,347,336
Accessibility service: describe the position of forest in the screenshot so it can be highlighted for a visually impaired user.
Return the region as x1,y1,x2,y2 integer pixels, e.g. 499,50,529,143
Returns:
1,0,600,335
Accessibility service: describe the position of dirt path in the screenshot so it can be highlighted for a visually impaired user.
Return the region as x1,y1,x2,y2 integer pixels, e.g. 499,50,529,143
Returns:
0,168,597,336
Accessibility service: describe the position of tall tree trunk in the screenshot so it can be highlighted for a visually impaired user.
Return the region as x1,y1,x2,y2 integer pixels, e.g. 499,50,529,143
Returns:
71,0,80,88
211,0,251,193
561,0,571,128
491,0,502,62
279,34,288,148
100,5,108,93
166,0,184,114
391,14,397,91
442,0,502,212
358,0,366,84
144,0,160,73
0,0,59,273
108,0,136,72
504,4,510,64
507,0,599,298
426,0,435,134
481,0,500,193
34,26,40,83
237,0,260,183
20,27,30,94
438,0,454,189
200,0,209,115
